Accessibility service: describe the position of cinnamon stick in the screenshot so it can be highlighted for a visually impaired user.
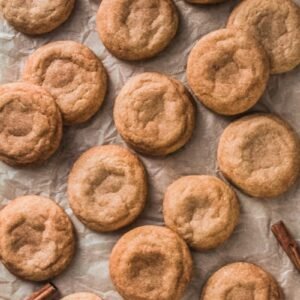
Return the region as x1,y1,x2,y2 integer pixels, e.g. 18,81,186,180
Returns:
271,220,300,272
25,283,57,300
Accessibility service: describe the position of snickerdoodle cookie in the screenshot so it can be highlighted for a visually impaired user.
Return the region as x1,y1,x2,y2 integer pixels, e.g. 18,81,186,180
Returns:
0,82,62,166
114,72,196,156
0,0,75,35
110,225,192,300
187,29,269,115
217,114,300,198
0,195,75,281
200,262,283,300
227,0,300,74
23,41,107,125
68,145,147,232
163,175,240,251
186,0,226,4
96,0,179,60
62,293,102,300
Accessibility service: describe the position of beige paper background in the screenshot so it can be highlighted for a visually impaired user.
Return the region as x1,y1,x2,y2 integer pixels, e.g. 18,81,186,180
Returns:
0,0,300,299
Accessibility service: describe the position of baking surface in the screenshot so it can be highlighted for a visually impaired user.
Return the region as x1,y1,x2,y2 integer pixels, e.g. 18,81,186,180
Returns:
0,0,300,299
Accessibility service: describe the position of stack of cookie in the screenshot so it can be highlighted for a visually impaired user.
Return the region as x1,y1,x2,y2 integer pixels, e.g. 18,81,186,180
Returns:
0,0,299,299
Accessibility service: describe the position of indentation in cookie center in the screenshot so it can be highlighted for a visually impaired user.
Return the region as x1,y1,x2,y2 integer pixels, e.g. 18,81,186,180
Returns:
242,131,283,170
128,252,166,288
226,285,255,299
44,59,76,89
1,101,33,137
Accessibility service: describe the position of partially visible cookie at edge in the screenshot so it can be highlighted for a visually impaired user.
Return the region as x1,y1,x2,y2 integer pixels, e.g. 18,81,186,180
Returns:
23,41,108,125
68,145,147,232
110,225,193,300
114,72,196,156
0,195,75,281
217,114,300,198
0,82,62,166
200,262,283,299
61,293,103,300
187,28,269,116
185,0,227,4
227,0,300,74
163,175,240,251
96,0,179,60
0,0,75,35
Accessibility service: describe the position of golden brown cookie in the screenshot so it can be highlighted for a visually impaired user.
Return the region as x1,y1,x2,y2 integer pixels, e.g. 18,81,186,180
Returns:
110,225,193,300
23,41,107,125
200,262,283,300
186,0,226,4
0,0,75,35
0,195,75,281
68,145,147,232
114,72,196,156
163,175,240,251
96,0,179,61
61,293,102,300
227,0,300,74
0,82,62,166
187,29,269,116
217,114,300,198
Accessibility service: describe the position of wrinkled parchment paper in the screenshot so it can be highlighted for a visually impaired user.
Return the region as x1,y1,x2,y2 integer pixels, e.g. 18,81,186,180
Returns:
0,0,300,299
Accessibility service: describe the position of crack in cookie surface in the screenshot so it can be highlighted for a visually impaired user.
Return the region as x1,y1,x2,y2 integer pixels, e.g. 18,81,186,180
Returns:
68,145,147,232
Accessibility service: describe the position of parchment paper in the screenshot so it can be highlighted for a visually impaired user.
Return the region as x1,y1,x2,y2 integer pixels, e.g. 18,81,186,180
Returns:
0,0,300,299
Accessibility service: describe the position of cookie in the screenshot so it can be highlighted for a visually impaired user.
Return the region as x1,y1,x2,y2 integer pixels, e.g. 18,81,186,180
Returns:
0,195,75,281
23,41,107,125
200,262,283,299
96,0,179,60
114,72,196,156
227,0,300,74
0,0,75,35
0,82,62,166
110,225,193,300
185,0,226,4
68,145,147,232
187,29,269,116
62,293,102,300
163,175,240,251
217,114,300,198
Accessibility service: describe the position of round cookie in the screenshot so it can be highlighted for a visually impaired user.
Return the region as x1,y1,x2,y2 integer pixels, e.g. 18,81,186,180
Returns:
200,262,283,299
62,293,102,300
0,195,75,281
110,225,193,300
217,114,300,198
0,82,62,166
227,0,300,74
114,72,196,156
23,41,107,125
96,0,179,61
163,175,240,251
187,29,269,116
68,145,147,232
0,0,75,35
